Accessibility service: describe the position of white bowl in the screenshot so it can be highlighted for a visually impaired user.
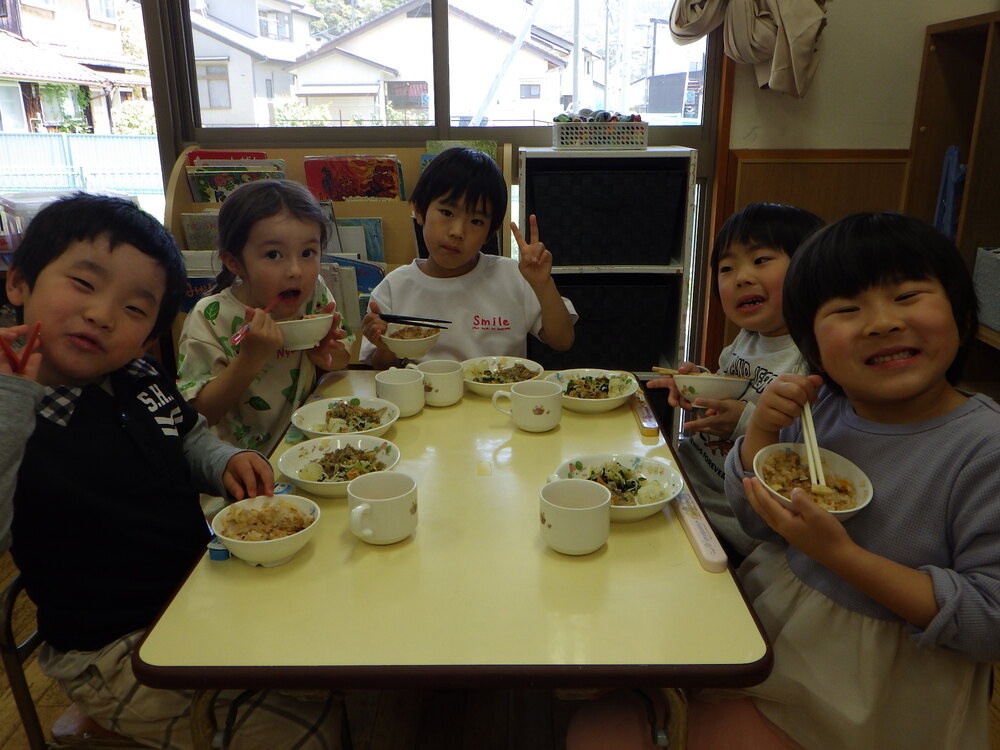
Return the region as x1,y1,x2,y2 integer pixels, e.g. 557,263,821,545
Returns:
291,396,399,439
381,323,441,360
461,356,544,397
211,494,320,567
544,369,639,413
673,372,751,402
277,314,333,351
753,443,873,521
550,453,683,522
277,435,401,498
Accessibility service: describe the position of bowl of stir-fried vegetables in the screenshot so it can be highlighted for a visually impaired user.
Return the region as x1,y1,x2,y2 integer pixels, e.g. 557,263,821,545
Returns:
277,436,400,498
550,453,683,521
292,396,399,439
461,356,544,396
544,369,639,413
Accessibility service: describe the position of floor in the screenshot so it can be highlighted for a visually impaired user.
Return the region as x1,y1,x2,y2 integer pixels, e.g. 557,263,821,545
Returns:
1,550,998,749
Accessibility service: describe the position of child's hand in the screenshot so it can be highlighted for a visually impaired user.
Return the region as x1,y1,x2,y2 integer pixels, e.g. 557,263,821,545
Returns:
362,300,390,350
750,372,822,435
236,305,283,368
222,451,275,500
742,477,852,564
308,301,351,370
682,397,747,438
512,214,554,289
0,324,42,381
646,361,699,408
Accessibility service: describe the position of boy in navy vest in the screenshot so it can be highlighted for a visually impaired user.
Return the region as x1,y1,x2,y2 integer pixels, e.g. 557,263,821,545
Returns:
0,194,342,749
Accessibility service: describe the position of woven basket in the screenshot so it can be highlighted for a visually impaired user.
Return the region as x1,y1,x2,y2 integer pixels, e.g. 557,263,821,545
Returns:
552,121,648,150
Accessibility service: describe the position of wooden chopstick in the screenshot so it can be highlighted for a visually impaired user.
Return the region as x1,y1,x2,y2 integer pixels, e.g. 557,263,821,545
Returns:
801,402,826,487
381,314,452,325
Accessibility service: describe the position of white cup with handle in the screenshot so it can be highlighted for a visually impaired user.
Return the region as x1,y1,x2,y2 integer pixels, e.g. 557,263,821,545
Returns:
406,359,464,407
348,472,418,545
539,479,611,555
492,379,563,432
375,367,424,417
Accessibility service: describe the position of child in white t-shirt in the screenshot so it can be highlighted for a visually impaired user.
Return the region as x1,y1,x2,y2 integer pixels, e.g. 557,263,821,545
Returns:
360,148,577,366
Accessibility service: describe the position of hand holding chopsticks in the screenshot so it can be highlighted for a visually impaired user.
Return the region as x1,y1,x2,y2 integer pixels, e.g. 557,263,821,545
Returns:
801,401,830,493
0,321,41,375
230,299,279,346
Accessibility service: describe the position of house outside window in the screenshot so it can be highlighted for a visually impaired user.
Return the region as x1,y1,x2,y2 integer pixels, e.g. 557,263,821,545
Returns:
197,62,231,109
259,9,290,40
520,83,541,99
0,82,29,132
385,81,428,111
23,0,56,8
88,0,116,23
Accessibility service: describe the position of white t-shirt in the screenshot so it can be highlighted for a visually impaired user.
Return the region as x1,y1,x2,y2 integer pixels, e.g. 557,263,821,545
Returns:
359,255,578,363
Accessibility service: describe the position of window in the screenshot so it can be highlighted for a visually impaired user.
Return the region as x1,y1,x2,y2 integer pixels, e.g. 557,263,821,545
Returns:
386,81,428,110
22,0,56,8
0,83,29,132
520,83,541,99
259,9,290,40
88,0,116,23
196,63,231,109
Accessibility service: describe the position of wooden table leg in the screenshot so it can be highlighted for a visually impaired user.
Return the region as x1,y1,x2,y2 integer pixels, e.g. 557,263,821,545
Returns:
190,688,221,750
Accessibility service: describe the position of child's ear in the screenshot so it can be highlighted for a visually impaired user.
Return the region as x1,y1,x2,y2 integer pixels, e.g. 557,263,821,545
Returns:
5,266,27,307
411,202,425,226
220,252,243,277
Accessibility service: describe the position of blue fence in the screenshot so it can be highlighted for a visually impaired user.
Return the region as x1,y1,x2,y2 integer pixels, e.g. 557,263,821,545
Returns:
0,133,163,195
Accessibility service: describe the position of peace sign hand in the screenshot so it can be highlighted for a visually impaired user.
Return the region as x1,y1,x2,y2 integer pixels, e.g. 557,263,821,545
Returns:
512,214,553,289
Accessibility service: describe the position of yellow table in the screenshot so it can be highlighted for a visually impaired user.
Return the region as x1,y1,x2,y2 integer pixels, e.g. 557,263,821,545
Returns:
135,370,770,690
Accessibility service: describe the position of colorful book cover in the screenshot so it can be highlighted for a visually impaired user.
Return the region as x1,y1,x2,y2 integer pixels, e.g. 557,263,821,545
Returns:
303,155,402,201
193,158,286,173
186,168,285,203
185,149,267,166
336,217,384,263
320,255,385,295
180,211,220,251
425,140,497,159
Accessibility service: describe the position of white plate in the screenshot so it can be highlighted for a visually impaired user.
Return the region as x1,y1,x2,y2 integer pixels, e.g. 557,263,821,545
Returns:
291,396,399,439
550,453,683,522
276,436,400,498
461,356,544,397
544,369,639,413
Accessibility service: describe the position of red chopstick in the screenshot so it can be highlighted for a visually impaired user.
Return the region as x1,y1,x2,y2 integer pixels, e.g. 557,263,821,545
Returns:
1,321,41,374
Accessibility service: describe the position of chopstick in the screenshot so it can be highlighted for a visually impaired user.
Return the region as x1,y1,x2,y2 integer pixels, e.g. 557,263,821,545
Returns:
380,314,452,326
801,402,826,488
0,321,41,374
651,366,709,376
230,298,279,346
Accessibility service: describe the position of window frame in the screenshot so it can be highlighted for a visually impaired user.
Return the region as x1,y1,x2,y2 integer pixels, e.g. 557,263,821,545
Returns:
88,0,116,23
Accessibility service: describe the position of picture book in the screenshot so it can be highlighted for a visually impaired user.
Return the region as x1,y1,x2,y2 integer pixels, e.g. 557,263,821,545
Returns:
335,217,385,263
193,158,286,173
186,167,285,203
320,255,385,295
185,149,267,166
180,211,220,252
304,155,402,201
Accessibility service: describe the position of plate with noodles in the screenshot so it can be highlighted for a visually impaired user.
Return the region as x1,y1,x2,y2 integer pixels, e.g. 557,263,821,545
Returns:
550,453,683,522
544,368,639,413
277,436,400,498
461,356,543,396
291,396,399,439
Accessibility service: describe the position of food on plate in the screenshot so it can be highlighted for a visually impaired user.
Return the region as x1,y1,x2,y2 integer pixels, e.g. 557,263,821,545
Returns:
387,325,435,339
760,451,858,511
571,460,669,507
218,500,314,541
468,362,537,384
563,374,634,399
317,399,387,433
298,444,389,483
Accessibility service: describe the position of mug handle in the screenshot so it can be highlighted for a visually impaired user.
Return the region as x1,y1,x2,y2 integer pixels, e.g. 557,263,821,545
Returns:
350,503,374,538
491,390,513,416
405,362,420,371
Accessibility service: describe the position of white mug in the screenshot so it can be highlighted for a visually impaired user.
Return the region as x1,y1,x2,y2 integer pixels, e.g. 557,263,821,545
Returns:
539,479,611,555
492,379,563,432
406,359,463,407
375,367,424,417
348,472,418,545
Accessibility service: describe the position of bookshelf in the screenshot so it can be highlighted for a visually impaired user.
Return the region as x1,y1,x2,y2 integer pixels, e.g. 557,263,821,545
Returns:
904,12,1000,399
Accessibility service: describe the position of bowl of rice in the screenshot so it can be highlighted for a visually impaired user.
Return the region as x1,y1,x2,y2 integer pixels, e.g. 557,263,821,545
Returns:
461,356,544,397
673,372,751,402
544,368,639,413
381,323,441,360
291,396,399,440
753,443,873,521
211,494,320,567
276,313,333,351
550,453,683,522
277,436,400,498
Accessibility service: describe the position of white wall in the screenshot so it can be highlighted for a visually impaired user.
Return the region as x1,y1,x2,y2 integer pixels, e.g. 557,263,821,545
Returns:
730,0,1000,149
